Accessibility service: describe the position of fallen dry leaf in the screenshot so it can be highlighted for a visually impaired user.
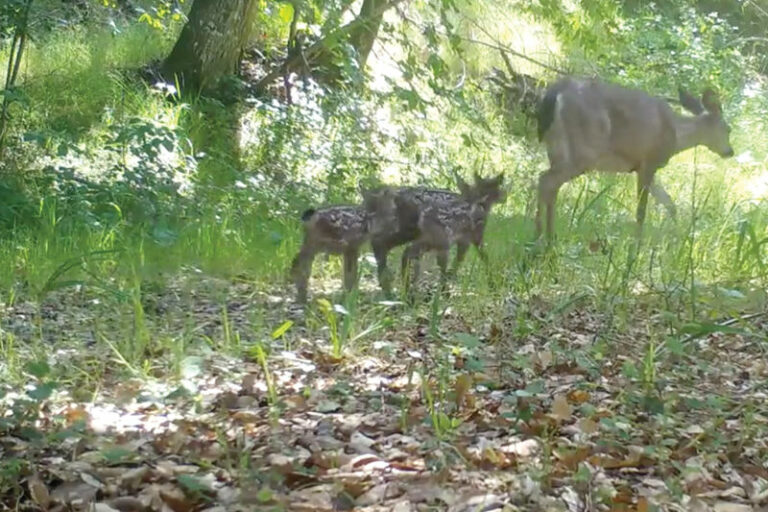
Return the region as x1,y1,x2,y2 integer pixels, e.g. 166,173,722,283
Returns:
454,374,473,410
91,504,120,512
50,481,98,508
567,389,590,404
28,473,51,510
578,417,598,434
551,394,572,422
107,496,146,512
713,502,753,512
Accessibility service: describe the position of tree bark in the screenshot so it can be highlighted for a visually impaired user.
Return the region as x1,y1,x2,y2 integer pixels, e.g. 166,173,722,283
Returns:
161,0,258,91
347,0,385,68
255,0,402,91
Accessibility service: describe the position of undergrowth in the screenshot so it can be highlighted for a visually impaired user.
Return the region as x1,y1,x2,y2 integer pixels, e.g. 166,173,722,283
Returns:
0,9,767,390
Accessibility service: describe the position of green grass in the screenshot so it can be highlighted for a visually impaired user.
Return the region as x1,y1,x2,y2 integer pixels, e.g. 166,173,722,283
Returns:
0,14,767,393
3,8,768,510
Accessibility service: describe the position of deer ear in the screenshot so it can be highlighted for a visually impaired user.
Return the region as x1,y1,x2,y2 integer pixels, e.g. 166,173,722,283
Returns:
456,175,471,195
361,187,380,206
679,87,704,115
494,172,505,185
473,171,483,184
701,89,722,116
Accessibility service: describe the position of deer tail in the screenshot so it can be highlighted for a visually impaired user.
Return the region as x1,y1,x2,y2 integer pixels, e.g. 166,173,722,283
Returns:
300,208,316,222
537,80,568,142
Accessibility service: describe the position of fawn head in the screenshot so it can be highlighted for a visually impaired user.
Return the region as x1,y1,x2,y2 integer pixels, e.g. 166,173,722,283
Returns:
456,171,506,210
361,186,397,236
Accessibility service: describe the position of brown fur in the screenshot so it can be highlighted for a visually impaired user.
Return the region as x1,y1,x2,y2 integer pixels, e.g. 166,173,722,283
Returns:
401,173,506,295
536,77,734,238
363,185,461,295
290,188,396,303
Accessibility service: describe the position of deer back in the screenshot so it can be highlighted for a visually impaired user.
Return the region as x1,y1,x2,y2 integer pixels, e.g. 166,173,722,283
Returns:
540,78,678,173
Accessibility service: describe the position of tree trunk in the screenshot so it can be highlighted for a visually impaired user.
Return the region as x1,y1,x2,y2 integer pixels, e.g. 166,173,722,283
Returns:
307,0,393,85
161,0,258,91
347,0,385,68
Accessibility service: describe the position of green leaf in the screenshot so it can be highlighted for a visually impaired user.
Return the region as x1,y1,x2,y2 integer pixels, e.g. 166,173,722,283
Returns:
454,332,481,349
316,298,332,312
27,382,56,401
465,357,484,372
24,361,51,379
180,356,203,379
101,447,134,463
257,487,274,503
317,399,341,413
165,385,192,400
664,337,684,356
641,394,665,415
271,320,293,339
516,379,545,397
622,360,639,379
679,322,747,336
278,3,294,24
177,474,207,494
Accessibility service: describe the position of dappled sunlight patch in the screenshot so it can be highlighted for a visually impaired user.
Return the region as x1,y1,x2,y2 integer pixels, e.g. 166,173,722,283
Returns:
1,270,768,510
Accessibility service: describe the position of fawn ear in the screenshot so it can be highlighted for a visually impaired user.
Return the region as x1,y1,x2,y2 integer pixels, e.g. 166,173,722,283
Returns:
456,175,471,195
493,172,504,185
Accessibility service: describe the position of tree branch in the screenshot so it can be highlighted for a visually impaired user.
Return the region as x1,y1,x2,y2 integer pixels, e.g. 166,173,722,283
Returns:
253,0,406,92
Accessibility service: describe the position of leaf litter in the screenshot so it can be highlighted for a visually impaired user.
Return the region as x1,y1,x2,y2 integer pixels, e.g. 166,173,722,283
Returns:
0,273,767,511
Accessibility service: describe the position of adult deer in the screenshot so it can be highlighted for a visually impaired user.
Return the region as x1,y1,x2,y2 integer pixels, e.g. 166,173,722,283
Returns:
535,77,734,238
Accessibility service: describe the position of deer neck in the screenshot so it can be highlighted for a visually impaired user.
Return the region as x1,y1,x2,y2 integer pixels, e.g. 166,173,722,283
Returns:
673,114,709,153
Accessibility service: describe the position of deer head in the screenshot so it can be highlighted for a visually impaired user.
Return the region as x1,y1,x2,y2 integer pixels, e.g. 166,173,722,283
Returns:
678,87,734,158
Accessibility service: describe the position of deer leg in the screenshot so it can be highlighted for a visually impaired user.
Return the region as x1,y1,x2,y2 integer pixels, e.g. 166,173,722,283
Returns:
342,247,359,293
535,174,546,238
537,169,564,239
290,244,316,304
636,170,654,233
372,240,393,297
649,180,677,218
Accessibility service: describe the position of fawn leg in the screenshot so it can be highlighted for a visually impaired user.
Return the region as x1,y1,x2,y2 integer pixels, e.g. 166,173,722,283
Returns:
290,244,316,304
401,242,423,298
450,242,469,277
436,248,450,295
436,248,449,279
472,239,501,290
342,247,359,293
372,240,394,297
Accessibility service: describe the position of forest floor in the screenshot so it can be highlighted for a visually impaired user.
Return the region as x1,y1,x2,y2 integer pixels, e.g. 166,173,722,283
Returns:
2,269,768,512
